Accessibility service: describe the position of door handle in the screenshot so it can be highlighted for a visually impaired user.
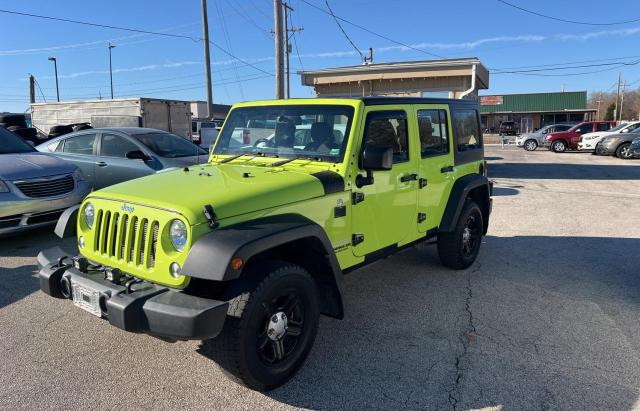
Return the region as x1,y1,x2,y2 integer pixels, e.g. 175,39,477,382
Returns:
400,173,418,182
440,165,454,173
95,162,108,167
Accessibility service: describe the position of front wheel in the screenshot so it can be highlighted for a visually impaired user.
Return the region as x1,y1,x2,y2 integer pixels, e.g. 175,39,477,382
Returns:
202,262,320,391
616,142,632,159
437,201,484,269
551,140,566,153
524,140,538,151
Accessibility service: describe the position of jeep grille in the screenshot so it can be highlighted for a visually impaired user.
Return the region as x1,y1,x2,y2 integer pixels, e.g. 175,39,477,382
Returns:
93,209,159,269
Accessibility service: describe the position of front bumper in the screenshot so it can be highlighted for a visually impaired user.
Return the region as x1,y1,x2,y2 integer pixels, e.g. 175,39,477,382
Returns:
0,180,90,235
37,247,228,340
599,142,618,156
577,141,597,150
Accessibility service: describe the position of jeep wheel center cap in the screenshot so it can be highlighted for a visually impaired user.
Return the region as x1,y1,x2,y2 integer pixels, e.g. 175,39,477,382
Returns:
267,312,288,341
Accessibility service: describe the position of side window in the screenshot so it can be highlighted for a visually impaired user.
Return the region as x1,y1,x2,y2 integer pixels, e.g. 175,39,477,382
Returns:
453,109,481,152
47,140,61,152
100,133,140,158
418,109,449,157
62,134,96,155
363,110,409,163
576,124,592,134
192,122,198,133
597,123,609,131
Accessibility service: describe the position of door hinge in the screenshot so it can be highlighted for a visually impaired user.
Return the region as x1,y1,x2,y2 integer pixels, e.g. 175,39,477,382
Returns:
352,233,364,246
352,192,365,205
417,212,427,224
419,178,428,189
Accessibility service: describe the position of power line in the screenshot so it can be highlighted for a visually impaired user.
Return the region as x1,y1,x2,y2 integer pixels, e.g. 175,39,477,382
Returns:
225,0,272,39
297,0,445,59
324,1,365,63
496,0,640,26
0,8,274,76
489,55,640,71
288,7,304,71
215,0,246,99
491,59,640,74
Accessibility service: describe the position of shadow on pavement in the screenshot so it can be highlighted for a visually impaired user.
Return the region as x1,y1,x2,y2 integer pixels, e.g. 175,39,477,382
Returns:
250,235,640,410
0,264,39,309
492,187,519,196
489,162,640,180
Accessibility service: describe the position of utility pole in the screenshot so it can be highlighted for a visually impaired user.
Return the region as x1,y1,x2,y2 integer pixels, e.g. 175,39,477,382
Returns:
614,72,621,121
596,99,601,121
282,2,303,99
619,80,627,121
202,0,214,119
108,43,116,99
48,56,60,102
29,75,35,104
274,0,285,99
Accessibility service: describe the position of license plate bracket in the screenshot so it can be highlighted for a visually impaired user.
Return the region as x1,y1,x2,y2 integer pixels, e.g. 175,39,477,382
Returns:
72,283,102,317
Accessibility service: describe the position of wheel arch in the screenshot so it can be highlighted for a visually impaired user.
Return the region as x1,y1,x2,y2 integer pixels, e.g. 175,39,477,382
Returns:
182,214,344,319
440,173,491,235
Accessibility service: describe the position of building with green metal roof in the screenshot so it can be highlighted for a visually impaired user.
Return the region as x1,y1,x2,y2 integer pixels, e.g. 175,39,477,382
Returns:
479,91,596,133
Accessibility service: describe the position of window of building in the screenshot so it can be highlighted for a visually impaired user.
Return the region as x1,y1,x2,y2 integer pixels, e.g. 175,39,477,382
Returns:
453,109,481,151
363,111,409,163
62,134,96,155
418,109,449,157
100,133,140,158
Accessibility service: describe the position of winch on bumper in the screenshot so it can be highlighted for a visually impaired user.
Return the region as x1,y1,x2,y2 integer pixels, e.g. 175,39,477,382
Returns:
37,247,228,340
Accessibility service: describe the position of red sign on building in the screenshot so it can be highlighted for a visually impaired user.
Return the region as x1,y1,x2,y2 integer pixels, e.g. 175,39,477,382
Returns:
480,96,503,105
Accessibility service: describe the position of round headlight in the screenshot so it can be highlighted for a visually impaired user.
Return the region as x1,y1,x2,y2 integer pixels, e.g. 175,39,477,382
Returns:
169,219,188,252
83,202,94,228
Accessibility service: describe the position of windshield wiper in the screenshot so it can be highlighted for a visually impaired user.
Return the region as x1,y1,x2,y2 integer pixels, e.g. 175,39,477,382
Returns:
269,155,321,167
219,153,246,163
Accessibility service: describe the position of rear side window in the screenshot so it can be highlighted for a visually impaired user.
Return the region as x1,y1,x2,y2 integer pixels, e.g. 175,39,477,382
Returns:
62,134,96,155
597,123,609,131
453,109,481,152
363,110,409,163
418,109,449,157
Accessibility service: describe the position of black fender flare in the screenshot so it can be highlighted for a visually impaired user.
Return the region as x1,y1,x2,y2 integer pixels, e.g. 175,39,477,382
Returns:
440,174,492,234
182,214,344,318
54,205,80,239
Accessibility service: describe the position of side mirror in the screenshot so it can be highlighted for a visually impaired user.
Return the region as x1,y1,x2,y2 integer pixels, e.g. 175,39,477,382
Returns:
356,144,393,188
125,150,150,161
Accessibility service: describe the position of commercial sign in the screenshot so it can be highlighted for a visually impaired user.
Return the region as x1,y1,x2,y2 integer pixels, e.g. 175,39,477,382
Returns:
480,96,503,105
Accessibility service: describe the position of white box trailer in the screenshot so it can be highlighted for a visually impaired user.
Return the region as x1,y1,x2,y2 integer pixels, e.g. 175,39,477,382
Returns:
31,98,192,138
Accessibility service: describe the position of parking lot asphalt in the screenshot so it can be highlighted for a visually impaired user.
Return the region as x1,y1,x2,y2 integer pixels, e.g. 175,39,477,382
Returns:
1,146,639,410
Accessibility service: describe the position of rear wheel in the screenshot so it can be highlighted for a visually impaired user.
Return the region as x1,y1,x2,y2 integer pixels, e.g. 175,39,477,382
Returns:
616,142,632,159
551,140,566,153
438,201,484,269
524,140,538,151
202,262,320,391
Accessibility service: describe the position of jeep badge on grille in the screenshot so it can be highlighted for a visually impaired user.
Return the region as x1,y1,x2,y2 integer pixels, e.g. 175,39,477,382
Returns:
121,204,134,213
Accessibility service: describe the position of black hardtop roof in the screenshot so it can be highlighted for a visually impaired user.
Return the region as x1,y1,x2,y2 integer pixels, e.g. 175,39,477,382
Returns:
359,96,478,107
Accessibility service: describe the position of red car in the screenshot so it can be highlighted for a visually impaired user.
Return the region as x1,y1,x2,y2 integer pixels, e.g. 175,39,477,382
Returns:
544,121,616,152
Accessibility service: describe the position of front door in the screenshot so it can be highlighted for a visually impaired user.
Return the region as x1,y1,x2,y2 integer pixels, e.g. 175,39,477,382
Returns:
94,132,154,189
414,105,455,232
351,108,419,257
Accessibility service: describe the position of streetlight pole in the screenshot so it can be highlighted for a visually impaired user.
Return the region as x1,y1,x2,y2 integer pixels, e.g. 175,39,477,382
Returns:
108,43,116,99
48,56,59,102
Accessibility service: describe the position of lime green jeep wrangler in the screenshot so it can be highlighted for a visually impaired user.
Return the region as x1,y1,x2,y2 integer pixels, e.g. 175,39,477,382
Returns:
38,97,491,390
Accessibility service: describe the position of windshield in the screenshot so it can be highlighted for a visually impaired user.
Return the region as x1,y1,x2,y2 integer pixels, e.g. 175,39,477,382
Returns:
0,127,36,154
132,132,207,158
607,123,628,132
213,105,355,162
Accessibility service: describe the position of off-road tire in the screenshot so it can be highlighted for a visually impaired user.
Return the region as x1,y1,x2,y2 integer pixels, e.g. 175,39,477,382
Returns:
524,140,538,151
551,140,567,153
437,200,484,270
616,142,632,159
202,261,320,391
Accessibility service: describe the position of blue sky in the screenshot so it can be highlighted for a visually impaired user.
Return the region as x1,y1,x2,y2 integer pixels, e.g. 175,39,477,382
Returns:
1,0,639,112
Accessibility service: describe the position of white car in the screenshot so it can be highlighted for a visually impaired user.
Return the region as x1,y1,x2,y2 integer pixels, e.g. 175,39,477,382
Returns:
577,121,640,151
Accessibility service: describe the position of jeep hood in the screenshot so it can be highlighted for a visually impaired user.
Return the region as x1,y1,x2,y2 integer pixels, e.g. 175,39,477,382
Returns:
90,163,335,224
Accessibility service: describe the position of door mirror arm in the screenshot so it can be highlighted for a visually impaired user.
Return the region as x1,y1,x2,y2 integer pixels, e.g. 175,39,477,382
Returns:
125,150,151,161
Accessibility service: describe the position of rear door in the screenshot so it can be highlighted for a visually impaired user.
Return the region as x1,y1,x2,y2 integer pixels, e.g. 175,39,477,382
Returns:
414,104,454,232
57,132,98,187
570,123,594,147
94,132,154,189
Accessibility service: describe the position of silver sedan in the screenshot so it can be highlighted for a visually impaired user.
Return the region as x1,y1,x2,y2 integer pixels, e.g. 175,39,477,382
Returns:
37,128,209,190
0,127,91,236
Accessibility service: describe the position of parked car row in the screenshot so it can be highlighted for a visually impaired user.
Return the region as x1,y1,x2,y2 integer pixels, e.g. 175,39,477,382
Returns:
516,119,640,159
1,126,207,236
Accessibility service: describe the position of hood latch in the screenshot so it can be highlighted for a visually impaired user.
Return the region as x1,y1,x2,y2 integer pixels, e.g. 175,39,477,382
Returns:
203,204,219,229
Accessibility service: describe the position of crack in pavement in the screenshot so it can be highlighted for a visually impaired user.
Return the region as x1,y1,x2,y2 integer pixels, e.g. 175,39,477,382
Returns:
446,263,481,411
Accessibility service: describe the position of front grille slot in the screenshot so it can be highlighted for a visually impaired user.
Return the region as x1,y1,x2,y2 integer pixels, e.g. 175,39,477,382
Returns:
90,208,159,270
15,175,74,198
